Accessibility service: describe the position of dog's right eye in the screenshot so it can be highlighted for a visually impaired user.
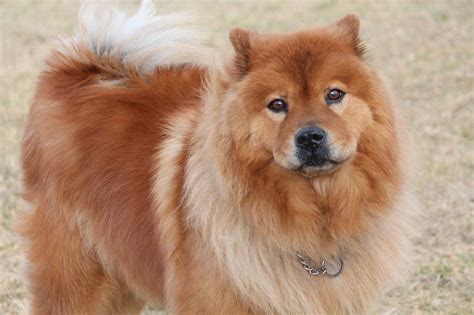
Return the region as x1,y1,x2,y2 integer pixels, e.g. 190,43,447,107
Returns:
268,98,288,113
325,88,345,105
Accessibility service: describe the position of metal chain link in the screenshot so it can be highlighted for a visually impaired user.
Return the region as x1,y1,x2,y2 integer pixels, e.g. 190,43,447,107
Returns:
296,251,344,277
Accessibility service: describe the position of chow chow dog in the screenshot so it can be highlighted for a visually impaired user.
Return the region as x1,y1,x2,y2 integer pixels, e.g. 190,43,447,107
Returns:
19,1,417,314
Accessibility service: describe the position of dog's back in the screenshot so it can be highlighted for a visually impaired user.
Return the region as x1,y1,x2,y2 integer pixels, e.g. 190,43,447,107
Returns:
20,2,206,313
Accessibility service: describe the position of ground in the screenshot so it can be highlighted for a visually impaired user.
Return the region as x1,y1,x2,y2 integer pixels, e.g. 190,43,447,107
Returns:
0,0,472,314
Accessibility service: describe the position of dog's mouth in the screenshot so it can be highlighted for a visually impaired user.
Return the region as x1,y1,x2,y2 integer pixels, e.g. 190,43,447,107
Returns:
273,149,351,176
296,157,346,176
301,157,339,167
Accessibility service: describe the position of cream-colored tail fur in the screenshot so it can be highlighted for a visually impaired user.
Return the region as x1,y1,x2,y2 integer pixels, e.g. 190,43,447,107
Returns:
57,0,209,76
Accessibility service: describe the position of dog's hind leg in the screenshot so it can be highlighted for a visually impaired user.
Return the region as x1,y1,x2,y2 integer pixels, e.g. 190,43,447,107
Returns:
19,203,144,315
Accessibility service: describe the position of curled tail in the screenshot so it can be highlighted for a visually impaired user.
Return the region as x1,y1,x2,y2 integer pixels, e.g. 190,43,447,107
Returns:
51,0,209,79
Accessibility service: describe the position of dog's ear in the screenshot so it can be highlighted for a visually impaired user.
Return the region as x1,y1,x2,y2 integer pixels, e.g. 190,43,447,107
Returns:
332,14,366,57
229,28,258,77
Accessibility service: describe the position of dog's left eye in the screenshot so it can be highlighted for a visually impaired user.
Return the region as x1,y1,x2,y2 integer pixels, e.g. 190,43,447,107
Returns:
325,89,345,105
268,98,288,113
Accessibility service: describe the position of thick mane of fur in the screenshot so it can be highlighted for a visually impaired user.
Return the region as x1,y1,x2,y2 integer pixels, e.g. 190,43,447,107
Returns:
174,56,417,314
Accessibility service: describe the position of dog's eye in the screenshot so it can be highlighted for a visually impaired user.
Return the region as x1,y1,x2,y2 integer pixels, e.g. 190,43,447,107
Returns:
268,98,288,113
325,89,345,105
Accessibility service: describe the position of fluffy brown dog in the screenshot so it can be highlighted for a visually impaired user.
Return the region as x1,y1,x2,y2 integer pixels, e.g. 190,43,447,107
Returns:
19,1,417,314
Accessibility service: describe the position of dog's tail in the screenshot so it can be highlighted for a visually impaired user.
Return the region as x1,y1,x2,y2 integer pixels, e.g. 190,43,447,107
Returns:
49,0,209,79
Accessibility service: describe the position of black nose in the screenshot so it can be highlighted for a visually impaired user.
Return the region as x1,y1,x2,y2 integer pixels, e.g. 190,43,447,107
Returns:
295,126,326,149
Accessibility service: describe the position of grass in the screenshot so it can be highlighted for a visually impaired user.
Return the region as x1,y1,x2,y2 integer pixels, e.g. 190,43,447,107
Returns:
1,0,473,313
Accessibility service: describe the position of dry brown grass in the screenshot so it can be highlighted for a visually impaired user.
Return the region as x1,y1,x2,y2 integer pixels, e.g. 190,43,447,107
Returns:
1,0,472,314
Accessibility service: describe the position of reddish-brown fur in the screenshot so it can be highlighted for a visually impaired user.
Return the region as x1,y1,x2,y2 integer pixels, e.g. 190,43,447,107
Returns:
19,8,415,314
21,56,205,312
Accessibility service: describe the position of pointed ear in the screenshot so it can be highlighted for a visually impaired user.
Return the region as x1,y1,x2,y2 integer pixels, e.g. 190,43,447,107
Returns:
332,14,365,57
334,14,360,39
229,28,256,76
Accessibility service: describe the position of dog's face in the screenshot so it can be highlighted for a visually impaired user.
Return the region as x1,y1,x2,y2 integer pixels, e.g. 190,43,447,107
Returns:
225,15,375,177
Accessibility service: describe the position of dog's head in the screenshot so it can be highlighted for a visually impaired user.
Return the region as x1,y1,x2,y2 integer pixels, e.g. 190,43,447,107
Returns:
221,15,389,177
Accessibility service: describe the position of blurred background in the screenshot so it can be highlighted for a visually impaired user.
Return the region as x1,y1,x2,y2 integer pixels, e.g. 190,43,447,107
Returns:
0,0,472,313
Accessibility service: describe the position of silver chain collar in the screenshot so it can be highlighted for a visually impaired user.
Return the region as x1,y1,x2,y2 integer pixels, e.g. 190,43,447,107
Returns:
296,251,344,277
